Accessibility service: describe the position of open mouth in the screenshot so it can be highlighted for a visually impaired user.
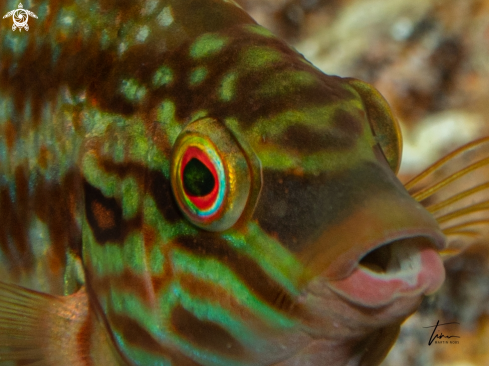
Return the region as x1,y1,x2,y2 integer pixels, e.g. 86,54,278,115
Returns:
328,236,446,307
359,237,428,274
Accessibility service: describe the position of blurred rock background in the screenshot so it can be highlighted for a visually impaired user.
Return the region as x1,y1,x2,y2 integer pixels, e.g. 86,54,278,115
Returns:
236,0,489,364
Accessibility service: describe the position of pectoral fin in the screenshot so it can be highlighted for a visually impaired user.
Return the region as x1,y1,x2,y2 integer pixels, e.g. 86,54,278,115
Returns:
0,282,123,366
404,137,489,259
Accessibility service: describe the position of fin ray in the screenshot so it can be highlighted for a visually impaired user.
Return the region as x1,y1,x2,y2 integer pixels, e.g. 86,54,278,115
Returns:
404,137,489,258
0,282,127,365
0,282,88,365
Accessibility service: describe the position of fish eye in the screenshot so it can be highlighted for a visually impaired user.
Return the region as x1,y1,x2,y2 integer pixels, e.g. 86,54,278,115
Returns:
180,146,222,213
183,157,216,197
171,117,251,231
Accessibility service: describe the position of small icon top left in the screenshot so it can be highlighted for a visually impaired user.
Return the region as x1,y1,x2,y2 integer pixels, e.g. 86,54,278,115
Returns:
3,3,38,31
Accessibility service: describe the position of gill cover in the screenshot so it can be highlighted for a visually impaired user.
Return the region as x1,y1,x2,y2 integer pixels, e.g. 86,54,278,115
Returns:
171,117,252,231
347,78,402,173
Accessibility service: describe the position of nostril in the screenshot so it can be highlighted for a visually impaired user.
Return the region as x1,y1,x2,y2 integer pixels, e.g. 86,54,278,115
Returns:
358,236,436,274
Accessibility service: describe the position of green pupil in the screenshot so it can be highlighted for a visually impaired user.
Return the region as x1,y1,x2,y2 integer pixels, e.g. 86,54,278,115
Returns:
183,158,216,196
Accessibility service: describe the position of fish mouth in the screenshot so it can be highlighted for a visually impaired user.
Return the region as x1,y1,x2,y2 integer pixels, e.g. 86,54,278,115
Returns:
326,233,446,307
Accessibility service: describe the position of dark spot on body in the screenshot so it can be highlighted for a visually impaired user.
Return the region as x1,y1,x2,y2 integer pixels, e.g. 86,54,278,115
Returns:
84,181,123,243
91,200,116,230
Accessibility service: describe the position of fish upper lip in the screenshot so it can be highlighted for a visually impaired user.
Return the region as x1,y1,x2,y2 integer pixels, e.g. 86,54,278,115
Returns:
325,230,446,307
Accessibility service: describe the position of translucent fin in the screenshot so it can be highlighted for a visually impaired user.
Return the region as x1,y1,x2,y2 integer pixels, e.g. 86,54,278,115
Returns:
404,137,489,259
0,282,91,366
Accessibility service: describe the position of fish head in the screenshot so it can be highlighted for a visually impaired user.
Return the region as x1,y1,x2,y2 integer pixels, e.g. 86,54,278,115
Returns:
77,19,446,365
234,76,447,363
161,77,446,364
243,76,447,357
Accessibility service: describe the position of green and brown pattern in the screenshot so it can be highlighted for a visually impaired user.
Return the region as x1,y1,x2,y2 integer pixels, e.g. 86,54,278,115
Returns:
0,1,458,366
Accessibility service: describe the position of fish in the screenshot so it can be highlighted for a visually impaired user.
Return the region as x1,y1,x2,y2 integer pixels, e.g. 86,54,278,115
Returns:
1,0,488,365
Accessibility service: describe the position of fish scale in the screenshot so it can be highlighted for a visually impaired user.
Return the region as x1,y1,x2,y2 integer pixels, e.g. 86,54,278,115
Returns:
1,1,488,366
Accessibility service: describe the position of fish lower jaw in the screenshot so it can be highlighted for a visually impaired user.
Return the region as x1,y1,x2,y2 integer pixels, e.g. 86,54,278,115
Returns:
327,241,446,308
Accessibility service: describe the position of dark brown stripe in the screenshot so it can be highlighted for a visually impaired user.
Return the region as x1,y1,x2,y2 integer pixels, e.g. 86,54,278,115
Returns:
94,160,185,225
88,268,154,305
178,273,259,329
108,312,203,366
0,168,83,285
0,0,355,135
154,25,354,129
0,167,34,277
110,312,166,354
281,109,364,154
33,169,83,273
170,304,245,358
174,234,295,312
0,1,251,122
148,169,185,224
0,188,32,276
4,120,16,150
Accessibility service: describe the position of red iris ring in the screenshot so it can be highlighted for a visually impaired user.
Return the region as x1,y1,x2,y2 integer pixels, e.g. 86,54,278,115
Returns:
180,146,220,212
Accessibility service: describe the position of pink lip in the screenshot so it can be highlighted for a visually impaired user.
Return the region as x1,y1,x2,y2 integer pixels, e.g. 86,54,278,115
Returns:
327,245,445,307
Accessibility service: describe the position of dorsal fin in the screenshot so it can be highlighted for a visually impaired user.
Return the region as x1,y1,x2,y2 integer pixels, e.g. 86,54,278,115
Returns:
404,137,489,259
0,282,124,366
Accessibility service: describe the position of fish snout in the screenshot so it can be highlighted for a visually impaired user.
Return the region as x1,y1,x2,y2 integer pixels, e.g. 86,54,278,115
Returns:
303,193,446,308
